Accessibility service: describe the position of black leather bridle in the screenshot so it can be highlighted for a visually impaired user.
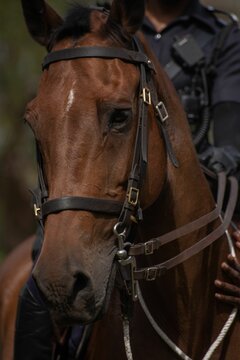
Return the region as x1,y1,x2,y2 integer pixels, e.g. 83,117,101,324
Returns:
32,33,238,304
33,37,178,236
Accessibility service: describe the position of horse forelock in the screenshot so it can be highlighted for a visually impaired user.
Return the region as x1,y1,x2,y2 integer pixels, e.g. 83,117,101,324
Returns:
48,3,133,51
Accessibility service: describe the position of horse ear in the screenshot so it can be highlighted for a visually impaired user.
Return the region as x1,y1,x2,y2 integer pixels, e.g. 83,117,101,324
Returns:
107,0,145,35
21,0,63,47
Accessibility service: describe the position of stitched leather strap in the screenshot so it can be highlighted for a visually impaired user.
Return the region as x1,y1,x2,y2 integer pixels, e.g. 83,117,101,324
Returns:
41,197,123,218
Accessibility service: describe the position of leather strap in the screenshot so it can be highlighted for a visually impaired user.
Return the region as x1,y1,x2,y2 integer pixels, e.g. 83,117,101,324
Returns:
117,37,153,228
129,171,226,256
36,142,48,200
42,46,155,71
41,197,123,218
148,76,179,168
133,175,238,280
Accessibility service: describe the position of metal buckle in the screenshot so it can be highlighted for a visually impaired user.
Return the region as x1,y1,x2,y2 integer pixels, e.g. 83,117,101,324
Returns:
141,88,152,105
113,222,127,250
156,101,169,123
145,267,158,281
127,187,139,207
144,240,154,255
34,204,41,218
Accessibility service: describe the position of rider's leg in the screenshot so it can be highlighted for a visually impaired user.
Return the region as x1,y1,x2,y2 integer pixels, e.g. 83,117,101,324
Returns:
14,227,54,360
14,276,54,360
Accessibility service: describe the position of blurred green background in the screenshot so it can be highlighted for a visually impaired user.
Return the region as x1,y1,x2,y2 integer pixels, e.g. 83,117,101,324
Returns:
0,0,239,261
0,0,97,260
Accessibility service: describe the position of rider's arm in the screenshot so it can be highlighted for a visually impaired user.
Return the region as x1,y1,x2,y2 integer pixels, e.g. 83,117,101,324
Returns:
212,23,240,151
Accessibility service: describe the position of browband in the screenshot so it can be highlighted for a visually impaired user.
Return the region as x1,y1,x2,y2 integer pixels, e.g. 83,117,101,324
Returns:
42,46,155,71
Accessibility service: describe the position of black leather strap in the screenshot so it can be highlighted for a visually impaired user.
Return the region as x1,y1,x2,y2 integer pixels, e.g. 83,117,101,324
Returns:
117,37,152,228
42,46,155,71
41,196,123,218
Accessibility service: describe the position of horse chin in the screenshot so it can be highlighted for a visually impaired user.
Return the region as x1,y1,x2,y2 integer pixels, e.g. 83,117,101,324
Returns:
52,306,97,327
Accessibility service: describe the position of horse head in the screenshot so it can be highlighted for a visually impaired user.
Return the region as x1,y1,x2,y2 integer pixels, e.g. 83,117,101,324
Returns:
22,0,172,325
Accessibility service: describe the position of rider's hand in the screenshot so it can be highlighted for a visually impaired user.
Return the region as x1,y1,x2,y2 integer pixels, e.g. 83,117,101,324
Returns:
232,229,240,246
215,254,240,306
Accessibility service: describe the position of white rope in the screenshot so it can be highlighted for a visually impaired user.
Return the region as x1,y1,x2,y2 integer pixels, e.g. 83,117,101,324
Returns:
202,308,237,360
123,317,133,360
137,242,238,360
137,282,192,360
202,229,238,360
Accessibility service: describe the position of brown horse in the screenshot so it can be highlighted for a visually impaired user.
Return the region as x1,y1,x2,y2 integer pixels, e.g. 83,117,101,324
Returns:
0,0,240,359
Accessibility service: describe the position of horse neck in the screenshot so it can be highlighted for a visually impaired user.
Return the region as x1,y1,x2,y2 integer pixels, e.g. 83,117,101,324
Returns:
85,132,232,359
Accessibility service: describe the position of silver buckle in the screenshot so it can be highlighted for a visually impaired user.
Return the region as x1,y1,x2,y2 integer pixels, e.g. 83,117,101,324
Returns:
144,240,154,255
113,222,127,250
141,88,152,105
145,267,158,281
156,101,169,123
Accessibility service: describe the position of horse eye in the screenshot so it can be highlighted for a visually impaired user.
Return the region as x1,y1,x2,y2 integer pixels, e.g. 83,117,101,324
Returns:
108,109,131,131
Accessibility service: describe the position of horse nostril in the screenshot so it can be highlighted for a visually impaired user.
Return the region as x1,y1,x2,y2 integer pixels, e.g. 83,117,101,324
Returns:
72,272,90,297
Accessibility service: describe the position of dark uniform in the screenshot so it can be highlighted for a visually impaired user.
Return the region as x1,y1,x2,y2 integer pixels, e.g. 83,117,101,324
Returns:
142,0,240,174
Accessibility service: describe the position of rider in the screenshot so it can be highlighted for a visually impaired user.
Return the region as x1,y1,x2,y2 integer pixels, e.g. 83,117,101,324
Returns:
143,0,240,303
14,1,240,359
144,0,240,164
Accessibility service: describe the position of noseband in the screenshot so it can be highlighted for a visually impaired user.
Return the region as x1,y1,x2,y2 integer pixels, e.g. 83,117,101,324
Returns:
33,35,238,304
